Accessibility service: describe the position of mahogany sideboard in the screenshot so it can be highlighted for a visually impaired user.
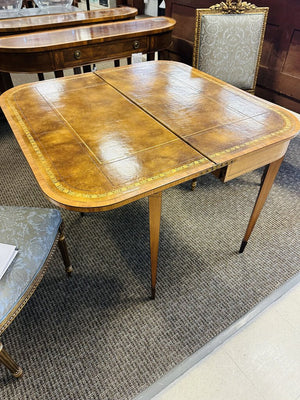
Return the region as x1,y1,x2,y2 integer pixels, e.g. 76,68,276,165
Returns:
0,6,138,93
0,7,137,35
0,16,175,92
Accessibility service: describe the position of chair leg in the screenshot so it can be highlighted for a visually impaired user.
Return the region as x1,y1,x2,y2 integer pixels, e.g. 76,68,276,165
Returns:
0,342,23,378
58,225,73,275
191,178,197,191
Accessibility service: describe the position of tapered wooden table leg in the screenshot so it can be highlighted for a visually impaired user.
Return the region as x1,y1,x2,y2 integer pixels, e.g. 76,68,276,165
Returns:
0,342,23,378
149,192,162,299
239,156,284,253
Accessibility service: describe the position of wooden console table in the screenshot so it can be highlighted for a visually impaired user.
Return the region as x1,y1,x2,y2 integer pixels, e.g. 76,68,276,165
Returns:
0,5,79,20
0,6,137,92
0,17,175,91
0,7,137,35
1,61,298,298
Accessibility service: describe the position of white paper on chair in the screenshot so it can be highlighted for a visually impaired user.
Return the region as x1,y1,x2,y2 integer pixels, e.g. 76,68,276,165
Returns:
0,242,18,280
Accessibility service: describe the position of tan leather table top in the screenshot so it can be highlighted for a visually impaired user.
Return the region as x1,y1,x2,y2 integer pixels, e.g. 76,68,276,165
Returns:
1,61,299,211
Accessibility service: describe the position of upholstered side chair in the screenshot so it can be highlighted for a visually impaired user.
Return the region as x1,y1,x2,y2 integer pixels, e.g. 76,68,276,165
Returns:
0,206,72,377
193,0,268,93
190,0,269,189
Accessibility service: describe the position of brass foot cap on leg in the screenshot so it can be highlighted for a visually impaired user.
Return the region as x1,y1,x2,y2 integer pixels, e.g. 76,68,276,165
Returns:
239,240,248,253
13,367,23,378
151,287,156,300
66,265,74,275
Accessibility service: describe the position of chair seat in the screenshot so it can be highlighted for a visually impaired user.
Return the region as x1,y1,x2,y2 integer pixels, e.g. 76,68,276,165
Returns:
0,206,61,328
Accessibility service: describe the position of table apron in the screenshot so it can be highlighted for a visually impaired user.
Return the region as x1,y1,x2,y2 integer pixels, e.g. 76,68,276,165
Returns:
218,139,290,182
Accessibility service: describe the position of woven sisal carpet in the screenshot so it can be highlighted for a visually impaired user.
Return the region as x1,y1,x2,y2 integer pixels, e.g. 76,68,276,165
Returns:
0,116,299,399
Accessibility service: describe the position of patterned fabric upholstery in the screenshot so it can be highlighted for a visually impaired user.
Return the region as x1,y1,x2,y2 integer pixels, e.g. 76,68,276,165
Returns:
0,206,61,327
195,13,265,90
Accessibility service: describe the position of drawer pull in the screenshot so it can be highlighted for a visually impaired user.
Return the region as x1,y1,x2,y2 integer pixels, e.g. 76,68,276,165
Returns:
133,40,140,50
74,50,81,60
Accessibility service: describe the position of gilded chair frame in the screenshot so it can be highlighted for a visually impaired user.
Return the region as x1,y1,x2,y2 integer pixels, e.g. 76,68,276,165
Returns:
192,1,269,94
0,221,72,378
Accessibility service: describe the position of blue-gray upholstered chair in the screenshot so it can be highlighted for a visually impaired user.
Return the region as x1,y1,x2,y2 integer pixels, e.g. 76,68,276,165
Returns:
191,0,268,189
0,206,72,377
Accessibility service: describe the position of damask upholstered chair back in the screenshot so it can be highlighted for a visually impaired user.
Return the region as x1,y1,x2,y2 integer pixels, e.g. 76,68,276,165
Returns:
193,1,268,94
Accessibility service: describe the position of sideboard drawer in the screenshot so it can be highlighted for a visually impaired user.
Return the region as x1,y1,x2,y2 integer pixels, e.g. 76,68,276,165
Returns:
59,37,149,68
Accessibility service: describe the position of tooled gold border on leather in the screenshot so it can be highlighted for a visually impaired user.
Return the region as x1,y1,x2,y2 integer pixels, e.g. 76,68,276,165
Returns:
6,88,213,200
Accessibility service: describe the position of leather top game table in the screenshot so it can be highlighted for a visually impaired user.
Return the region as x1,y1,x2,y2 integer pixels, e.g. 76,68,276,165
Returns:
1,61,299,298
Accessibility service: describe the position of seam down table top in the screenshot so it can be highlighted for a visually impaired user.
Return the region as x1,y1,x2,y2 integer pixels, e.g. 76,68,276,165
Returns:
1,61,298,211
1,61,299,297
